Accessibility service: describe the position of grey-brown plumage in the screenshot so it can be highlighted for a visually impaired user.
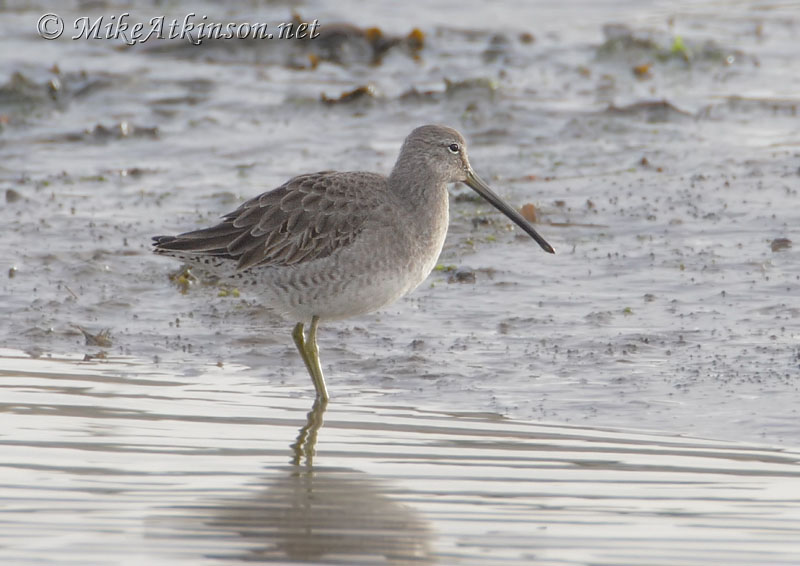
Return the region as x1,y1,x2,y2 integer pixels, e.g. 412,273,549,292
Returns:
154,171,384,271
153,125,554,400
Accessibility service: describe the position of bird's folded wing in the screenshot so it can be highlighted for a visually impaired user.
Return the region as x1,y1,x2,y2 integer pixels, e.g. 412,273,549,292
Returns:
154,171,385,271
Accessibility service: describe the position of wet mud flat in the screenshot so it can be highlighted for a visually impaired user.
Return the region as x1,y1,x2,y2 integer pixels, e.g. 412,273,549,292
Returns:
2,0,797,442
1,0,800,564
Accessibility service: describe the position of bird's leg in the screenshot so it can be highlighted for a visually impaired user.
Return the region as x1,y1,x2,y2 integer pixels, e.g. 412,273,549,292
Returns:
292,321,314,376
305,316,329,400
292,317,329,401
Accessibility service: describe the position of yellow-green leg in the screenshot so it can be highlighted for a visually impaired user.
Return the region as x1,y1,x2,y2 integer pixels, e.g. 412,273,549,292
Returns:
292,315,329,401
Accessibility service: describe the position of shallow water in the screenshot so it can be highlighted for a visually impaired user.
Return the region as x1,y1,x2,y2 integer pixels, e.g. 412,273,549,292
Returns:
2,350,800,565
2,0,800,563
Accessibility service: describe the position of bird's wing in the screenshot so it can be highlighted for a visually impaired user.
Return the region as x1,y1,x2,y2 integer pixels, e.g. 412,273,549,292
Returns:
153,171,385,270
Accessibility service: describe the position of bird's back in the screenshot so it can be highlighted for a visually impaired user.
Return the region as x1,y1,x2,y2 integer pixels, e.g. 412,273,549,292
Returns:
153,170,388,273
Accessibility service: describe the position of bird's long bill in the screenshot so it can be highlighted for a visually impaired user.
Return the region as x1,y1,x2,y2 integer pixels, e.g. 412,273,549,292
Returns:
464,170,555,254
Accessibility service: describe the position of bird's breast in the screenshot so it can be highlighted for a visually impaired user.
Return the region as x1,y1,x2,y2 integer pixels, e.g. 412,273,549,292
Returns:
391,186,450,295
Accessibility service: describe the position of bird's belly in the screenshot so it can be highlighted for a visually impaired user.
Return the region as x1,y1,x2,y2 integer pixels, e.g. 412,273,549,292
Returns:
259,221,447,323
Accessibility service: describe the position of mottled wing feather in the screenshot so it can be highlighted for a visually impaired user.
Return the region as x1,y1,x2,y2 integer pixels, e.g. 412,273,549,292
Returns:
153,171,386,271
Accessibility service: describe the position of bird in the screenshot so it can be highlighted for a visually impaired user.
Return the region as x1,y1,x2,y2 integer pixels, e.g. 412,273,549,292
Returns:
153,124,554,401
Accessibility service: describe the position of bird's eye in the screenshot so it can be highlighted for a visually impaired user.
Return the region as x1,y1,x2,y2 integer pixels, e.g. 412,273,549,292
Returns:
448,143,460,154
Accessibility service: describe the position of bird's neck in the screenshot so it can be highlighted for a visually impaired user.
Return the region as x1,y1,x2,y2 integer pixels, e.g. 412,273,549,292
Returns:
388,158,449,205
387,158,450,270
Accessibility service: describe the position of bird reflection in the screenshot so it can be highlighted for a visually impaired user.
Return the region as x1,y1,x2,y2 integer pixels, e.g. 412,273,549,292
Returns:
289,397,327,467
163,398,434,564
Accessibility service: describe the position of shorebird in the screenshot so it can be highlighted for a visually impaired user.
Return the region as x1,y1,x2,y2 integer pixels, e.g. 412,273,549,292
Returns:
153,125,554,401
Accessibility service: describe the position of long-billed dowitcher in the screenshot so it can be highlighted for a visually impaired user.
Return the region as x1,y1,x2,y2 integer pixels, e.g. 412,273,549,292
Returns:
153,125,554,401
